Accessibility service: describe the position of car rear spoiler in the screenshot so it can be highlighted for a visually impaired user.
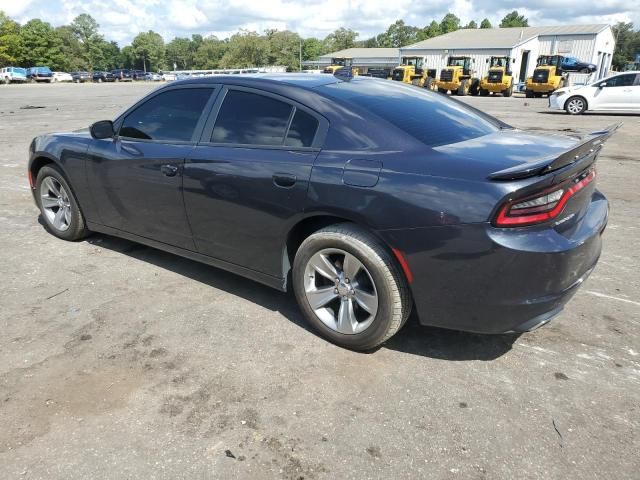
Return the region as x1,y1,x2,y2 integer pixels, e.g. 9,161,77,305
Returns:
489,123,622,181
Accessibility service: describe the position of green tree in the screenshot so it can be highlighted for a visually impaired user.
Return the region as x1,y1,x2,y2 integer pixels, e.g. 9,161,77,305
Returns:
324,27,358,51
612,22,640,70
166,37,192,69
18,19,66,69
131,30,165,71
219,31,268,68
480,18,493,29
266,30,302,70
0,11,21,66
302,37,325,60
376,20,419,47
464,20,478,29
500,11,529,28
192,36,227,69
69,14,104,70
96,40,121,70
55,25,85,70
417,20,443,41
440,13,461,34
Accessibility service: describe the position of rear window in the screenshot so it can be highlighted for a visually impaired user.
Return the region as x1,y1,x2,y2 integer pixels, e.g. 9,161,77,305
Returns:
317,79,501,147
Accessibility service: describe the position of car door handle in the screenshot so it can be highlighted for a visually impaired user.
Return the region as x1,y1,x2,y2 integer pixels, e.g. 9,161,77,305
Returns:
273,173,297,188
160,164,179,177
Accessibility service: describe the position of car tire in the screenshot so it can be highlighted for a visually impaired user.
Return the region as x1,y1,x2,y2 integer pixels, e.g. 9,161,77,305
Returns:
292,224,412,351
35,165,89,241
579,68,591,74
565,96,587,115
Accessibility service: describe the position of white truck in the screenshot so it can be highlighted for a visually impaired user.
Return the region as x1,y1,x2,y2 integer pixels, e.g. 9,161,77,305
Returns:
0,66,28,84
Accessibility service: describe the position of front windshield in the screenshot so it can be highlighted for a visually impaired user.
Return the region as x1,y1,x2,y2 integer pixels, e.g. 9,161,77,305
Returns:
11,67,26,74
490,58,506,68
448,58,466,67
537,56,560,66
332,58,347,66
402,57,423,68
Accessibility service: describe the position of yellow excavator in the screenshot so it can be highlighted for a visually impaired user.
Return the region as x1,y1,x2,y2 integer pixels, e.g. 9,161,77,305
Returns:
391,56,437,89
323,57,359,76
436,56,480,96
479,56,514,97
525,55,566,98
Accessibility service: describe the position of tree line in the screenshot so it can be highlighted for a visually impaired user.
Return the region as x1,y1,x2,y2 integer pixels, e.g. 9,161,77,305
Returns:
0,10,638,72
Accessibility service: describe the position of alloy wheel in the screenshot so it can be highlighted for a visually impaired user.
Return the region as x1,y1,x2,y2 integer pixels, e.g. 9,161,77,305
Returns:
567,98,584,114
303,248,378,335
40,176,72,231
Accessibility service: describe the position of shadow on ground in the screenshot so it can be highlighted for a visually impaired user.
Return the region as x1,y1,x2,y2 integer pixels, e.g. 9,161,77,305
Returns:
86,233,519,362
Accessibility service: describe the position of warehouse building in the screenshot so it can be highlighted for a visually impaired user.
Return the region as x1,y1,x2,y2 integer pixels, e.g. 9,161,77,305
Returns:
400,25,615,83
303,48,400,75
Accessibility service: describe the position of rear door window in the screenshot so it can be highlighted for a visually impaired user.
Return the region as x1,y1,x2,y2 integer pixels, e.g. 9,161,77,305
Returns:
285,109,319,147
119,88,213,142
211,90,293,146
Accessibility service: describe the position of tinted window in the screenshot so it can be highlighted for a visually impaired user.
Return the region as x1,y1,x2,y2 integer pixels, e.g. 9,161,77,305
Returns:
120,88,212,142
604,74,636,87
212,90,292,145
317,79,500,147
285,109,318,147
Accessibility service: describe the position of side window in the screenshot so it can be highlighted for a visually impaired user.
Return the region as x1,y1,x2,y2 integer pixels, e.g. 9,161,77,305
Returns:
604,74,636,87
285,109,319,147
119,88,212,142
211,90,292,146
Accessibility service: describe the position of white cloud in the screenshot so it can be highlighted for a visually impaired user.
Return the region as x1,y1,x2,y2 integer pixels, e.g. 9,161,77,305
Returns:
3,0,639,45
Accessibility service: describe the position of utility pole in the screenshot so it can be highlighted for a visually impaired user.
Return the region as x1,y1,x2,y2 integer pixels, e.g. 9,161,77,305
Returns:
299,38,302,72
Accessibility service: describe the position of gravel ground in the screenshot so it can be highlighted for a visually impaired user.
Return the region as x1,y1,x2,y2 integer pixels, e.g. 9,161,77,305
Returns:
0,82,638,480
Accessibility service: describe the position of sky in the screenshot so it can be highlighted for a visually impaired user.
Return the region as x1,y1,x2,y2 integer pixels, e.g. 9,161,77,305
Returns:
1,0,639,46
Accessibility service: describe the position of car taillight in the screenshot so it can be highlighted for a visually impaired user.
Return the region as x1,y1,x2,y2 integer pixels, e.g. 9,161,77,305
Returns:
495,169,596,227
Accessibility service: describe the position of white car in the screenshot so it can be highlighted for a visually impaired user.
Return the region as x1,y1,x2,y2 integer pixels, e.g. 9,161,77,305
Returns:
52,72,73,83
549,71,640,114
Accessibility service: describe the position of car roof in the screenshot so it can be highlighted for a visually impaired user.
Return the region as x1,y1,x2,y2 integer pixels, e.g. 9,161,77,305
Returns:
177,73,341,89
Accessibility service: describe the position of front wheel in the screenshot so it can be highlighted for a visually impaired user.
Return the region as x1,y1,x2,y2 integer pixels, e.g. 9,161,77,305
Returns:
36,165,89,241
293,224,412,351
565,96,587,115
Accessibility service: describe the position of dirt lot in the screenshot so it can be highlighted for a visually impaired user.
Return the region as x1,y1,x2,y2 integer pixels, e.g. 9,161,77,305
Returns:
0,82,638,479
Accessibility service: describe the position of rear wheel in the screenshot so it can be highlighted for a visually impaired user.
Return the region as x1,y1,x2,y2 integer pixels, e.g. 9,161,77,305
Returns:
525,89,534,98
293,224,411,351
423,77,433,90
457,79,469,96
503,81,513,97
565,96,587,115
36,165,89,241
469,79,480,96
479,88,489,96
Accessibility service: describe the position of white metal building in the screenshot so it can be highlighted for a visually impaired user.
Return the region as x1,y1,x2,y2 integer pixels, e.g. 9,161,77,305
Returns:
400,25,615,83
303,48,400,74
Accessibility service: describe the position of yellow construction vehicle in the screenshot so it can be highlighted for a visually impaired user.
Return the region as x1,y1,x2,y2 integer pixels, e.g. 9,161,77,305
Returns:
479,56,514,97
525,55,566,98
436,56,480,96
391,56,437,89
323,57,359,76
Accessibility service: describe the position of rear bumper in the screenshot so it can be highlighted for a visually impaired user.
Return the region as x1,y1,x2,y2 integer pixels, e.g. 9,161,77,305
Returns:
378,190,608,334
480,81,509,92
437,81,459,91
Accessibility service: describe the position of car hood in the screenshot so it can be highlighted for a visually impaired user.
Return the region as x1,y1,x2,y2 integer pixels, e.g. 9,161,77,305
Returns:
430,129,581,180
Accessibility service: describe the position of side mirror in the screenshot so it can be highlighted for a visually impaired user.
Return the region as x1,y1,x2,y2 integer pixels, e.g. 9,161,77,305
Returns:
90,120,115,139
598,82,606,89
485,58,489,63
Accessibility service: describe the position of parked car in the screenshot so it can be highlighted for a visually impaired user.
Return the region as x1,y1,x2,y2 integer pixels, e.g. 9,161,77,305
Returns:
52,72,73,83
144,72,163,81
71,71,92,83
0,66,27,84
131,69,146,80
92,71,115,83
561,56,597,74
27,74,613,350
111,69,133,81
26,66,53,83
161,72,177,81
549,71,640,114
